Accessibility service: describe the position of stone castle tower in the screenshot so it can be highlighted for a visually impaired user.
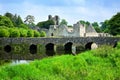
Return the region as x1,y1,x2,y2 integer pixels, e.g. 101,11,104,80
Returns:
48,15,60,25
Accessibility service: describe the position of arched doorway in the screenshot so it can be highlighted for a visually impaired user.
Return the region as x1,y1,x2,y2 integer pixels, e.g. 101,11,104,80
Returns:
45,43,55,56
85,42,98,50
4,45,11,53
64,42,73,54
29,44,37,54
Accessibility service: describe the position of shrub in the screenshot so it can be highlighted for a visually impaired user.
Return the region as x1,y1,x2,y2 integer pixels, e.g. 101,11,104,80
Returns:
34,30,40,37
19,24,29,29
0,29,9,37
0,15,14,28
27,30,34,37
9,28,20,37
116,42,120,49
19,28,27,37
40,31,46,37
93,45,114,58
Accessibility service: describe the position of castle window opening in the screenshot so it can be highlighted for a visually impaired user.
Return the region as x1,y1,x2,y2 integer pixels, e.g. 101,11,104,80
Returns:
51,33,54,36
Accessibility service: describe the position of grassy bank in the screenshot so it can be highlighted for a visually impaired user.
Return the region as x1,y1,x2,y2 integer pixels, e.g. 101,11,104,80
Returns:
0,45,120,80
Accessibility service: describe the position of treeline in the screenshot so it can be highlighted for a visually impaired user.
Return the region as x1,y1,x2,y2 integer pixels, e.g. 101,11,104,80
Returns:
1,12,120,37
79,12,120,36
0,12,46,37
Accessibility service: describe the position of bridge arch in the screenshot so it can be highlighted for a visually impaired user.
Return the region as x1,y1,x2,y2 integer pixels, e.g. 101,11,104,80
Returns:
113,40,118,48
4,45,11,53
64,42,73,54
85,42,98,50
45,43,55,56
29,44,37,54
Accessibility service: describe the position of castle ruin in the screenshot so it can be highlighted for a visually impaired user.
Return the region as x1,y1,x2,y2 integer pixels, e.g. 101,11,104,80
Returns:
46,15,111,37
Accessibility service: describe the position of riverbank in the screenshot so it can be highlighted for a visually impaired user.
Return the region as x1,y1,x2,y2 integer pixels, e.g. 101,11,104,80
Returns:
0,45,120,80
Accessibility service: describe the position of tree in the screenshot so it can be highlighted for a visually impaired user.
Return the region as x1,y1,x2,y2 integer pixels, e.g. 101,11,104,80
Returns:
4,12,13,20
79,20,86,25
92,22,101,32
86,21,90,26
60,19,68,25
108,12,120,35
37,20,54,29
24,15,35,25
0,15,14,28
100,20,110,33
79,20,90,26
5,13,23,27
16,15,23,26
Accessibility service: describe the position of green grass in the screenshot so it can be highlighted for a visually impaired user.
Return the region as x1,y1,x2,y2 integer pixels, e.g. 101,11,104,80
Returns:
0,45,120,80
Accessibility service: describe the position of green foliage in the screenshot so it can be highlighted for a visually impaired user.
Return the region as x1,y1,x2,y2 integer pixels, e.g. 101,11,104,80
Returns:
79,20,90,26
0,15,14,28
4,12,13,20
100,20,110,33
37,20,54,29
4,12,23,27
0,45,120,80
0,29,9,37
60,19,68,25
108,12,120,35
19,24,29,29
24,15,35,25
34,30,40,37
68,25,72,27
40,31,46,37
9,28,20,37
27,30,34,37
93,45,114,58
0,60,11,65
19,28,28,37
15,15,23,26
116,42,120,49
79,20,86,24
0,26,45,37
92,22,101,32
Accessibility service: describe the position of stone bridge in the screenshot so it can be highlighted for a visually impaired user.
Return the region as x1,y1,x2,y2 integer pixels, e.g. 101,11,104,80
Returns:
0,37,120,59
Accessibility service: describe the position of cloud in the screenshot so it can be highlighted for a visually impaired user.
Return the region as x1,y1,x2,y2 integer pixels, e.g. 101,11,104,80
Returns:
0,0,120,25
24,0,86,7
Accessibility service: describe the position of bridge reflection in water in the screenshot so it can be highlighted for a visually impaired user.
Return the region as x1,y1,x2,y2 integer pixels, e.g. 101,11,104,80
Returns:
0,37,119,60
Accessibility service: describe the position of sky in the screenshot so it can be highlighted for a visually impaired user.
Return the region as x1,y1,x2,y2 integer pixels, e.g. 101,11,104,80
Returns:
0,0,120,25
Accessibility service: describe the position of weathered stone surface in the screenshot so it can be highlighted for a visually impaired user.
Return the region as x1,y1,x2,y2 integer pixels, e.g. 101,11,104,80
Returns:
0,37,120,59
46,21,111,37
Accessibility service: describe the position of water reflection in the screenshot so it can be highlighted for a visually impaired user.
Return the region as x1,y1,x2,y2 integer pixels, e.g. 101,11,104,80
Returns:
11,60,30,65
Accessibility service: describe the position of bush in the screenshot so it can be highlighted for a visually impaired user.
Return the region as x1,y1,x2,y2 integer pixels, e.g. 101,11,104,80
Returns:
19,24,29,29
93,45,114,58
27,30,34,37
0,29,9,37
116,42,120,49
19,28,28,37
9,28,20,37
34,30,40,37
40,31,46,37
0,15,14,28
